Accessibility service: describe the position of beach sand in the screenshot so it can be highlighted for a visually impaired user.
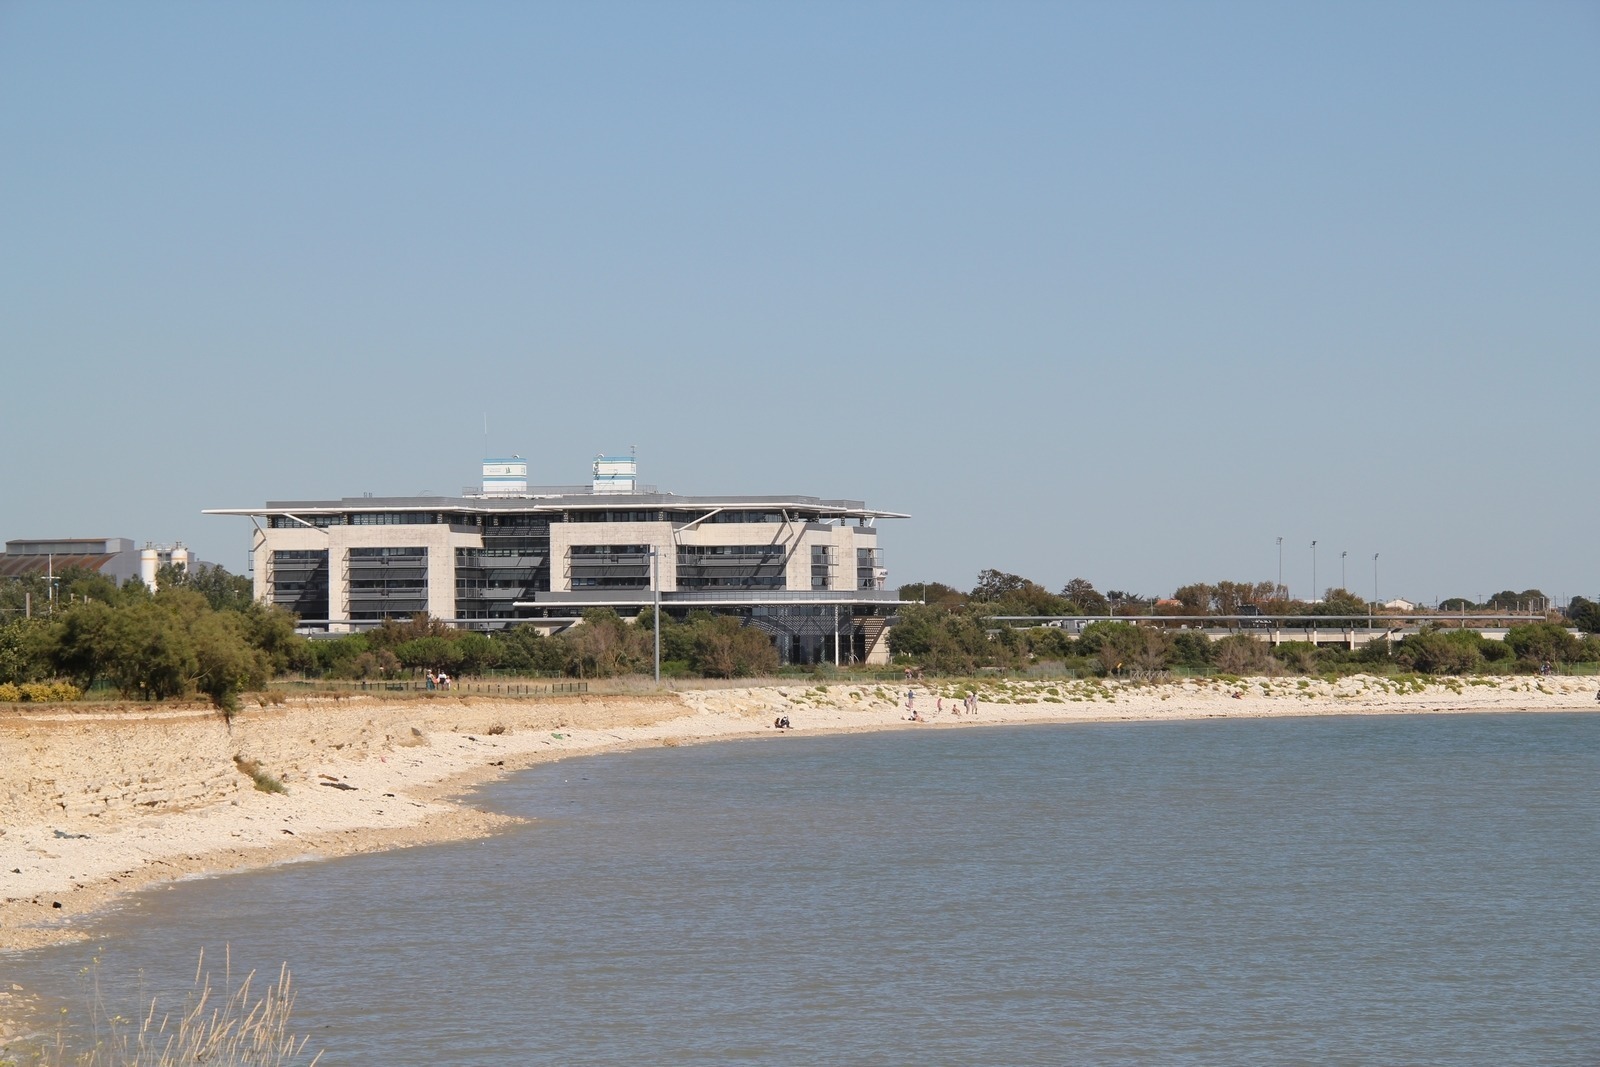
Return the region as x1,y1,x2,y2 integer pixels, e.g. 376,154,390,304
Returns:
2,671,1595,1040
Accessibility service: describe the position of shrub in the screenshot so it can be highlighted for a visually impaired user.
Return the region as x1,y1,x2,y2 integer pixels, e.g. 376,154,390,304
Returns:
1394,627,1485,675
1,680,83,702
234,756,288,794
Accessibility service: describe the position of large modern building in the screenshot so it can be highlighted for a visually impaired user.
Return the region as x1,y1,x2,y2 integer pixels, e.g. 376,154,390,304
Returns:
205,456,908,664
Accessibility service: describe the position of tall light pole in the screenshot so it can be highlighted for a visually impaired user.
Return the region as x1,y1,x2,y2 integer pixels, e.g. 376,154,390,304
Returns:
1276,537,1283,599
1341,550,1347,591
650,546,661,685
1370,552,1379,630
1310,540,1318,604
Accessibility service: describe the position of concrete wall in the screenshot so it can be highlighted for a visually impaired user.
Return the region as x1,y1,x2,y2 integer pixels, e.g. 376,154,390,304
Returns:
255,523,483,631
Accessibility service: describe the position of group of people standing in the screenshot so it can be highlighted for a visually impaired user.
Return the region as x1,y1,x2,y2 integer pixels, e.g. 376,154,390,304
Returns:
425,670,453,690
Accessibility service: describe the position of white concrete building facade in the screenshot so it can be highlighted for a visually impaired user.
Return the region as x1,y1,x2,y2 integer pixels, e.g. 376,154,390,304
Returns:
206,476,907,665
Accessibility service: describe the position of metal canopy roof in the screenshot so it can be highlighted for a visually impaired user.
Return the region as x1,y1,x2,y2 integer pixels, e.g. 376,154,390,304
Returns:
205,492,909,521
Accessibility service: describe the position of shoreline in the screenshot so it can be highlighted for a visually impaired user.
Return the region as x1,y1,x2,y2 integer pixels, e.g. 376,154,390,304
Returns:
2,673,1597,1047
2,674,1595,962
6,671,1593,953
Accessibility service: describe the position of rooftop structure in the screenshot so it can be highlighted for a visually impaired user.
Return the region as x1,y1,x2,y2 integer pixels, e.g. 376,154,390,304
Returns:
206,456,909,665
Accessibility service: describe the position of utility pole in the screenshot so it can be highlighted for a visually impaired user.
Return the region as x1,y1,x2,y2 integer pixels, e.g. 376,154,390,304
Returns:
1341,550,1347,591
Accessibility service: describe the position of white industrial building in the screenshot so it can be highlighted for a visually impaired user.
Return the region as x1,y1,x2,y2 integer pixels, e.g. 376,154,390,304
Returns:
206,455,907,665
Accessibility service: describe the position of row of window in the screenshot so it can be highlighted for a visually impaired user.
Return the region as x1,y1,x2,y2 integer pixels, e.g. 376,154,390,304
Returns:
571,544,649,557
678,576,787,589
679,544,784,559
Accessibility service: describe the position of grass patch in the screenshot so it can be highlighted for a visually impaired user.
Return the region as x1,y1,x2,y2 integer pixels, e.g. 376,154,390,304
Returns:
233,756,287,794
16,947,321,1066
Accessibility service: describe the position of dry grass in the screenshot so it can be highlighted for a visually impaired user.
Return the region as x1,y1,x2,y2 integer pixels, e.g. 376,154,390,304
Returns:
10,948,321,1066
232,757,287,795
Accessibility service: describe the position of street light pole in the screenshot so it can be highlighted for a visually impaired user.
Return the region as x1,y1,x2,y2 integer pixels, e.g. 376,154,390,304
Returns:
651,546,661,685
1276,537,1283,600
1341,550,1347,591
1311,540,1318,604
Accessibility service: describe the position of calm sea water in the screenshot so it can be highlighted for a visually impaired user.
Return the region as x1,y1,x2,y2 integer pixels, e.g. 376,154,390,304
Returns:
10,713,1600,1065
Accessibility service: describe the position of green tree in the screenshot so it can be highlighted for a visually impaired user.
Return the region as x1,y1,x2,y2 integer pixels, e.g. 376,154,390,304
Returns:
492,624,568,674
309,634,371,677
1172,583,1215,615
1504,621,1579,667
396,636,463,673
107,601,199,700
239,603,308,673
1170,630,1214,668
48,600,122,689
0,617,52,684
1077,621,1154,673
1271,641,1321,674
453,631,499,674
1485,589,1548,612
1060,578,1109,615
562,609,650,678
1394,627,1486,675
1566,597,1600,634
191,610,270,715
1310,588,1370,618
157,563,256,611
1026,626,1078,661
688,616,779,678
1212,633,1274,674
887,605,995,673
971,569,1029,602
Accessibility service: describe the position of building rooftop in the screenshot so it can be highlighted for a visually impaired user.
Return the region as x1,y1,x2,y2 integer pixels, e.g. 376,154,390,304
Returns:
206,492,909,521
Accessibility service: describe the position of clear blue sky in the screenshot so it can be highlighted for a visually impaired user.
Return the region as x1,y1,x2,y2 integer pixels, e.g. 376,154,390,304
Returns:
3,2,1595,605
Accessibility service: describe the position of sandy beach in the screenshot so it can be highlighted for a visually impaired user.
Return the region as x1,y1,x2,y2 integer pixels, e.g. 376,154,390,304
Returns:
1,673,1596,1043
4,673,1596,964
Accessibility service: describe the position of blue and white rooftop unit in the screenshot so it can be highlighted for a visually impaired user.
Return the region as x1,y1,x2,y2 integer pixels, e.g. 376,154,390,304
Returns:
481,457,529,497
592,455,637,494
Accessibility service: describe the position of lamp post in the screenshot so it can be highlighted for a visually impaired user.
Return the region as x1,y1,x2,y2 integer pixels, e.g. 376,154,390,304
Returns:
1311,540,1318,604
1276,537,1283,600
1341,550,1347,591
649,546,661,685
